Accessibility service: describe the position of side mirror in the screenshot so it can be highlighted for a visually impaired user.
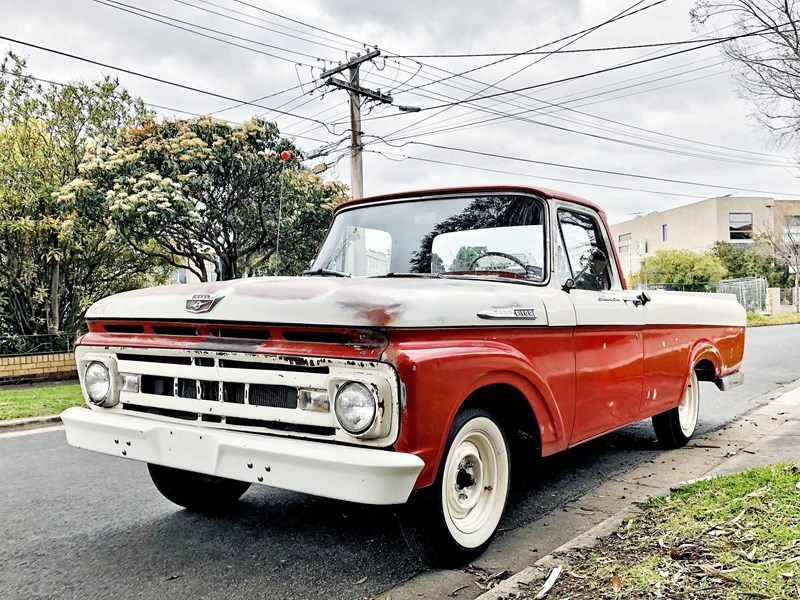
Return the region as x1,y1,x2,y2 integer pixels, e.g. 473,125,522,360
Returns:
580,247,608,276
563,248,608,292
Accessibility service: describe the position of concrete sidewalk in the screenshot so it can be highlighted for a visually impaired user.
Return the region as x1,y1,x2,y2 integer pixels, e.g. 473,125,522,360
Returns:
473,383,800,600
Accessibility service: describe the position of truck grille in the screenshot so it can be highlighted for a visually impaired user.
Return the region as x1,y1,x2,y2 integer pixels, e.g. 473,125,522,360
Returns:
140,375,296,409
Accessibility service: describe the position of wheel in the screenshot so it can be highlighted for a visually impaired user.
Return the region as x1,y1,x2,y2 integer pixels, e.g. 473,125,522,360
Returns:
652,370,700,448
399,409,510,567
147,464,251,513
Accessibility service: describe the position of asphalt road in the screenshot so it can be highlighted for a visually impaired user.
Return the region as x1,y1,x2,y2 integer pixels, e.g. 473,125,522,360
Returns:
2,324,797,600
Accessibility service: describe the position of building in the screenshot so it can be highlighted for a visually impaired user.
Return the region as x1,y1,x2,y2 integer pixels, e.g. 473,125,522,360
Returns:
610,196,800,280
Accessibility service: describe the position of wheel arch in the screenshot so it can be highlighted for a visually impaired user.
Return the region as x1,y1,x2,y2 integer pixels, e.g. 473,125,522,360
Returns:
688,340,722,382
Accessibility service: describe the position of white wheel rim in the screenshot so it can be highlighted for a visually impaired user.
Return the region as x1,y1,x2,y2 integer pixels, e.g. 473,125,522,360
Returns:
441,417,509,549
677,372,699,437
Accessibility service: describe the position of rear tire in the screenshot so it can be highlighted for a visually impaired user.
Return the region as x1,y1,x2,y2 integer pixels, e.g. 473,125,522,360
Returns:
652,371,700,448
399,409,510,567
148,464,251,513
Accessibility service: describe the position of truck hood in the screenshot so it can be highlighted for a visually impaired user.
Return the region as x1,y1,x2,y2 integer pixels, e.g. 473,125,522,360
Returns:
85,276,548,328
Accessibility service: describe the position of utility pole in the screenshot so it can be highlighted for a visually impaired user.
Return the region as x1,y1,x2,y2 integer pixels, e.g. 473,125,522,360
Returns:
321,49,392,198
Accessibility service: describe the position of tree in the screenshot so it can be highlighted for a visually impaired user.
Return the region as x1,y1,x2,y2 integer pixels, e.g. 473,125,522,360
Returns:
451,246,488,271
637,249,727,291
691,0,800,143
62,116,347,280
753,214,800,312
0,52,163,348
710,241,782,285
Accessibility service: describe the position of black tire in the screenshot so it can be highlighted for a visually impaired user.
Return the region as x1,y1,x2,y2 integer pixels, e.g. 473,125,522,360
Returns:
147,464,251,513
652,371,700,449
399,408,510,568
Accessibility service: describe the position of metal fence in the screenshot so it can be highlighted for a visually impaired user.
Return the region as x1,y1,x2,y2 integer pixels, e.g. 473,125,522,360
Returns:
717,277,768,314
0,333,76,357
635,282,718,293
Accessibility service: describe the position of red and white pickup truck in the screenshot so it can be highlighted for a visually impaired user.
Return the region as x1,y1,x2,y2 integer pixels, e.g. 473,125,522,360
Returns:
62,186,745,565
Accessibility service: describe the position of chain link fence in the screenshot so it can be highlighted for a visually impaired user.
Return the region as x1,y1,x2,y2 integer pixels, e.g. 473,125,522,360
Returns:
632,277,769,313
717,277,768,314
634,282,718,293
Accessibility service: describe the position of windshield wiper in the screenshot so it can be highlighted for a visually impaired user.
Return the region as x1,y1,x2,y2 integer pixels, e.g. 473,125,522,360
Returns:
383,272,443,278
303,268,351,278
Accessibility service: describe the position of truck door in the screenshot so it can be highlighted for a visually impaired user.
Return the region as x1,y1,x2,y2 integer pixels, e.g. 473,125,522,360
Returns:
555,207,645,445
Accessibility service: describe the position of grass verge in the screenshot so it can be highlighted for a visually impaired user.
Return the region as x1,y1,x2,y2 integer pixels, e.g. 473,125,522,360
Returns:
0,383,84,420
535,463,800,599
747,312,800,327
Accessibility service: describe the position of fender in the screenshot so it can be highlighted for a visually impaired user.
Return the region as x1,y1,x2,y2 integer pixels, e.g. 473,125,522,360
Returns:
387,332,575,489
688,338,722,383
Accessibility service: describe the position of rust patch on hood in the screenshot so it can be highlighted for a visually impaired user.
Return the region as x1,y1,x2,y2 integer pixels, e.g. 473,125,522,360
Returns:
337,301,406,327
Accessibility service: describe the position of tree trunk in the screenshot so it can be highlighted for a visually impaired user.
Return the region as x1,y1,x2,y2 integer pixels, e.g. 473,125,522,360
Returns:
49,260,61,334
794,267,799,314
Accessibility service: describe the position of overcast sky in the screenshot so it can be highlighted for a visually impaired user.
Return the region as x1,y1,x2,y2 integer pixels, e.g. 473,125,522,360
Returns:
3,0,799,223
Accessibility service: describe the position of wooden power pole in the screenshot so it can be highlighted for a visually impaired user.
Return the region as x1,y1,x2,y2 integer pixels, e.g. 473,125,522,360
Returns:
321,49,392,199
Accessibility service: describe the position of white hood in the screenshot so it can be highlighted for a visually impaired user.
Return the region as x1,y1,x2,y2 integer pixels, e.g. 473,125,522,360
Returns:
86,276,549,328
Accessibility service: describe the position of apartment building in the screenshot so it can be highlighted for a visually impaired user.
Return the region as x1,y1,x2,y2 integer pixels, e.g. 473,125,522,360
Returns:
610,196,800,280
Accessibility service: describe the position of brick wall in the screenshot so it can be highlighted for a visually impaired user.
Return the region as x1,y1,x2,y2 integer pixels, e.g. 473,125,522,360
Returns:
0,352,77,383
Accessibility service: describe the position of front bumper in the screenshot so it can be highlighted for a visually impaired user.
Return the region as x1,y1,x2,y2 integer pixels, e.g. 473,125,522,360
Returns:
61,407,424,505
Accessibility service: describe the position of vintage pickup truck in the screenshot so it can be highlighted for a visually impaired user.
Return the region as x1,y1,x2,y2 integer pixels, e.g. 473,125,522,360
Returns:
61,186,745,565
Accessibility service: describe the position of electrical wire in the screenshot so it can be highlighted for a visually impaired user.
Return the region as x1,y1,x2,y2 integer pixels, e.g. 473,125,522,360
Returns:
393,141,800,196
0,34,340,132
366,149,707,199
95,0,323,65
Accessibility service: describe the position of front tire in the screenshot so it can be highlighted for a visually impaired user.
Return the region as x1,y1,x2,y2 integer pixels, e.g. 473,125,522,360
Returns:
652,370,700,448
148,464,251,513
399,409,510,567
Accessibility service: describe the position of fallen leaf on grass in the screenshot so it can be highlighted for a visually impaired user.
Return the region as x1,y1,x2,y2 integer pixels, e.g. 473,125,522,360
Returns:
612,573,622,592
745,486,769,500
780,571,795,579
355,576,368,585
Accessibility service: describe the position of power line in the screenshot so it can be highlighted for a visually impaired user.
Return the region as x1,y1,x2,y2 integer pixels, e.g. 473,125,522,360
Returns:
359,21,795,122
229,0,367,48
364,63,795,167
366,149,707,199
395,0,667,97
395,141,800,196
387,36,748,58
0,34,340,132
95,0,323,65
173,0,358,54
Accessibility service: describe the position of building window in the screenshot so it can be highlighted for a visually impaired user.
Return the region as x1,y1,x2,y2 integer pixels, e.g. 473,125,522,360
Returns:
618,233,631,242
618,244,629,254
170,268,188,285
662,224,668,241
729,213,753,239
785,215,800,242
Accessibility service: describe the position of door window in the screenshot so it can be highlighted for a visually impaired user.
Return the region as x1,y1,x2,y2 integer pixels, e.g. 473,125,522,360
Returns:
556,210,610,291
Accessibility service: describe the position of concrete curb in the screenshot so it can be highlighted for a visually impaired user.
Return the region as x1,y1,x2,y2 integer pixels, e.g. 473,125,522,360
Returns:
0,414,62,432
474,507,642,600
474,381,800,600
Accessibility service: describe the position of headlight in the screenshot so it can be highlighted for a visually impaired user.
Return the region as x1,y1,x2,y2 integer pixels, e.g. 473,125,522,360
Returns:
334,382,377,435
85,361,112,405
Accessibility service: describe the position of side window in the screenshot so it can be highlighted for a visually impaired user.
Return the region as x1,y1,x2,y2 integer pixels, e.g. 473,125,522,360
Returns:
556,210,610,291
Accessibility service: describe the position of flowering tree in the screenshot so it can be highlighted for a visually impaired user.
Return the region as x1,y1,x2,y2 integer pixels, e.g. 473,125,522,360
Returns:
62,117,347,280
0,52,162,346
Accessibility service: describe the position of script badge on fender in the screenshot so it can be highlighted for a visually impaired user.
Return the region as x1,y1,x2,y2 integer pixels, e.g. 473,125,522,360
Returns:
185,294,224,314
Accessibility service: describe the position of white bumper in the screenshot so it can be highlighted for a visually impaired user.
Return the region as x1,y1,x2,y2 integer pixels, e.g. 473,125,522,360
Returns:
61,407,424,505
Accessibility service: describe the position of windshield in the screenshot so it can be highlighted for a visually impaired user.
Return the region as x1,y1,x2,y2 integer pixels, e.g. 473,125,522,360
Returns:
311,194,547,281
